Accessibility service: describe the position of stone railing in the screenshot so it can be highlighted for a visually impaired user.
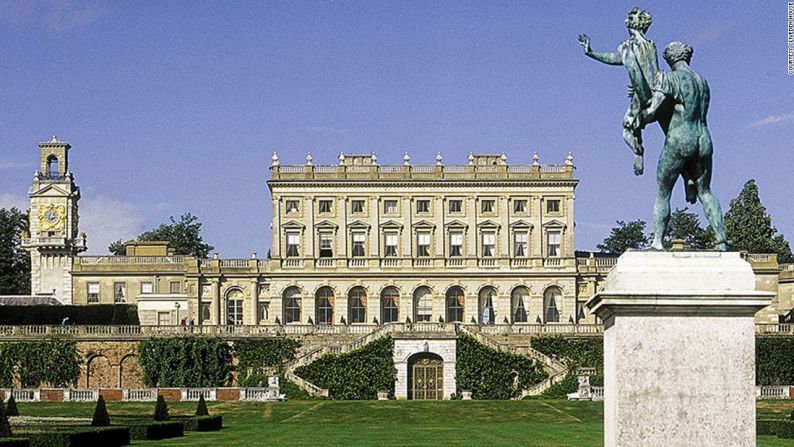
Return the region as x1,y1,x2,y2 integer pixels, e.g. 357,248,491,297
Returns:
271,163,575,181
755,324,794,335
183,388,216,401
124,388,157,401
78,256,184,265
756,385,792,400
2,387,287,402
591,386,604,401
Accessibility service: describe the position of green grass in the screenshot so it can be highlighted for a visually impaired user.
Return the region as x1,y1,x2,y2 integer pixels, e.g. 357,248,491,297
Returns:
10,400,794,446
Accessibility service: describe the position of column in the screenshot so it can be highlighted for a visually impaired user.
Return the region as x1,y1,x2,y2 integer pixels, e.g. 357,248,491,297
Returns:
211,278,221,325
251,279,259,325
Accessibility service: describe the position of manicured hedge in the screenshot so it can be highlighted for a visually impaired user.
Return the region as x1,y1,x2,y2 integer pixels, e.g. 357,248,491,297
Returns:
295,336,396,400
182,415,223,432
128,421,184,441
0,337,80,387
0,304,138,325
776,420,794,439
530,336,603,368
758,419,777,436
456,333,547,400
29,427,130,447
235,338,300,386
137,337,233,388
0,439,29,447
756,337,794,385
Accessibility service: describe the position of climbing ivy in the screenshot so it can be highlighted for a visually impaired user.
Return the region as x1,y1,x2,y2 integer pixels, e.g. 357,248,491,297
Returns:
757,337,794,385
0,337,80,387
235,338,301,386
137,337,233,388
295,336,396,400
456,333,547,399
530,336,603,368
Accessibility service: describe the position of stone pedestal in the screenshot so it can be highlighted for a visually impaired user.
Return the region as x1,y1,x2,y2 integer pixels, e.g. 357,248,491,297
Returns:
586,251,772,447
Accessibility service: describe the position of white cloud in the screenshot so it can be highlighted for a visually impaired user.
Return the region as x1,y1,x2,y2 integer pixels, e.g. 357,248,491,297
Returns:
0,193,28,211
79,197,144,255
748,113,794,128
0,161,28,170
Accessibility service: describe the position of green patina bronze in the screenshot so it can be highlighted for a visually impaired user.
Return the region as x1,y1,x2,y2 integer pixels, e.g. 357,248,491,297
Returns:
579,9,728,251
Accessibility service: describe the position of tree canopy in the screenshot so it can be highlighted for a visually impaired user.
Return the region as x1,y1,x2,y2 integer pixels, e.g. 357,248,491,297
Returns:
663,207,715,250
597,220,649,254
108,213,214,258
724,180,793,263
0,208,31,295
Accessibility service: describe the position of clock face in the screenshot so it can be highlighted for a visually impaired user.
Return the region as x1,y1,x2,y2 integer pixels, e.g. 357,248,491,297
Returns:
45,210,60,224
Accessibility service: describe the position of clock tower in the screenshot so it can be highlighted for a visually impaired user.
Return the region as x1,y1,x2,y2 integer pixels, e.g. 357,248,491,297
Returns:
23,136,86,303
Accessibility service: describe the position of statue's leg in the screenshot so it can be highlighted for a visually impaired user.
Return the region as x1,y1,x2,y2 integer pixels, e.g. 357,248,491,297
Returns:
681,161,698,204
623,96,644,176
651,147,686,250
692,154,729,250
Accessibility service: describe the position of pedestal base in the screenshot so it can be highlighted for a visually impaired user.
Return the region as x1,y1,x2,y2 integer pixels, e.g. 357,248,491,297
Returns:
587,251,772,447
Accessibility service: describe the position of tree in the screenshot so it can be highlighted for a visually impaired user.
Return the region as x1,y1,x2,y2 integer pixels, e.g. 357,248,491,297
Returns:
724,180,794,263
664,208,715,249
153,394,170,421
107,213,214,258
91,395,110,426
0,208,31,295
597,220,649,254
108,239,126,256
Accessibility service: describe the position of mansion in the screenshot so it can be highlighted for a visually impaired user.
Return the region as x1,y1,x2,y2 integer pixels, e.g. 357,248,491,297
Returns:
20,138,794,328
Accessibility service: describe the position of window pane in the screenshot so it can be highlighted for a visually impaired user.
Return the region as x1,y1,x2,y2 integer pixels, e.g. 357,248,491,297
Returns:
483,233,495,245
353,233,366,242
418,233,430,245
450,233,463,245
548,232,561,244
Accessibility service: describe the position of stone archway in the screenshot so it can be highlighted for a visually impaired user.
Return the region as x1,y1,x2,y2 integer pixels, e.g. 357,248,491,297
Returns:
86,355,114,388
408,352,444,400
119,355,145,389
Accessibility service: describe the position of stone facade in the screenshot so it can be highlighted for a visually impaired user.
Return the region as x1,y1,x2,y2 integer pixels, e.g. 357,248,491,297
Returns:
393,337,457,399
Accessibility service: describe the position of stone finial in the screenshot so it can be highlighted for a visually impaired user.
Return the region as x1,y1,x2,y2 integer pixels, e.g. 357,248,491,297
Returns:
403,152,410,166
306,152,313,166
251,252,257,259
566,152,574,166
212,253,219,260
371,152,378,165
338,152,346,165
468,152,475,166
532,152,540,166
33,169,39,179
500,152,507,163
436,152,443,165
271,152,280,167
79,232,86,239
50,135,59,143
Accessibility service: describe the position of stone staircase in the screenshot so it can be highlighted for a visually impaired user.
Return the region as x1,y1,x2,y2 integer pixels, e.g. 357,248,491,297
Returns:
458,325,569,398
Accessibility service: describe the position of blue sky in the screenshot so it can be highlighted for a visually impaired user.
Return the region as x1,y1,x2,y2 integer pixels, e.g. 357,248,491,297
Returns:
1,1,792,257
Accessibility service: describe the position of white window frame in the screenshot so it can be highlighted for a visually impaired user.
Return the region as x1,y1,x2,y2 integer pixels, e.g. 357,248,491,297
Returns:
384,200,398,214
141,282,154,295
416,199,430,213
547,230,561,257
514,231,528,257
87,282,100,303
286,232,301,257
482,231,496,257
546,199,561,214
417,232,431,257
384,233,399,257
481,199,495,213
351,200,365,214
318,200,333,213
286,200,300,213
513,199,527,213
319,232,334,258
449,232,463,257
352,232,366,257
449,199,463,213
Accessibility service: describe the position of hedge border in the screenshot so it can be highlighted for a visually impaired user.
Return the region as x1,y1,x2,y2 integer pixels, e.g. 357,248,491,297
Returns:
0,439,29,447
28,427,129,447
128,421,183,441
182,415,223,432
775,420,794,439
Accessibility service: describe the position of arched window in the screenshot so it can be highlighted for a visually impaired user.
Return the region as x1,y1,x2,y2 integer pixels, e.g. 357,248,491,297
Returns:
446,287,465,323
225,289,244,325
283,287,302,324
478,286,497,325
46,155,59,179
348,287,367,324
315,287,334,325
381,287,399,324
543,286,562,323
511,287,529,323
413,286,432,322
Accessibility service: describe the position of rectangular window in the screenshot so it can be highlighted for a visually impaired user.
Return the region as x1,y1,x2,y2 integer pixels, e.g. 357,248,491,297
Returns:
113,282,126,303
450,232,463,257
286,200,300,213
481,200,495,213
547,199,561,213
200,303,210,322
286,232,300,257
514,232,528,257
258,302,269,323
319,233,333,258
513,200,527,213
384,200,398,214
351,200,365,213
547,231,561,257
449,200,463,213
157,311,172,326
384,233,398,257
318,200,333,213
416,200,430,213
141,282,153,294
352,232,366,257
482,232,495,257
87,282,100,303
416,232,431,257
169,281,181,294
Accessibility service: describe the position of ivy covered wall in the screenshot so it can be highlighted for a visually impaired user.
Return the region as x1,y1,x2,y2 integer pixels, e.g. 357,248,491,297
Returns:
235,338,301,387
0,337,80,387
137,337,233,388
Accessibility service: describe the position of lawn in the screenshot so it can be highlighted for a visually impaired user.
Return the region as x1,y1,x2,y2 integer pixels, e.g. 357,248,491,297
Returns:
11,399,794,446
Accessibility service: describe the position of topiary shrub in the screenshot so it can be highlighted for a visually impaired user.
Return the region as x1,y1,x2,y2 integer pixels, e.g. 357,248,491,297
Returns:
0,400,12,438
195,394,209,416
295,336,396,400
91,396,110,427
456,333,547,399
153,395,169,421
5,396,18,417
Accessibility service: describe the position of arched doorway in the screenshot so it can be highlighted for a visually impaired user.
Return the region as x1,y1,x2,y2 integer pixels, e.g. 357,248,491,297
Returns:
315,287,334,325
445,287,464,323
478,286,497,325
225,288,244,325
408,352,444,400
543,286,562,323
